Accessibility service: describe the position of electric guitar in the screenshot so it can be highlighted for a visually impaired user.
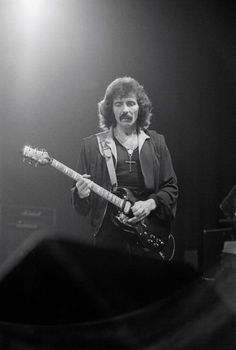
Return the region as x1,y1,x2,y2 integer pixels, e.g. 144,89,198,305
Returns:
22,145,175,260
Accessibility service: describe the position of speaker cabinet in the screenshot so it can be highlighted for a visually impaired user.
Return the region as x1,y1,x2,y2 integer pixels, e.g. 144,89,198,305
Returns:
0,205,56,264
199,227,234,278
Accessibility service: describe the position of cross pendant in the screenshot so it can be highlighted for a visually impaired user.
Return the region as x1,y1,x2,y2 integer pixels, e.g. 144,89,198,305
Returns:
125,159,136,172
125,149,136,172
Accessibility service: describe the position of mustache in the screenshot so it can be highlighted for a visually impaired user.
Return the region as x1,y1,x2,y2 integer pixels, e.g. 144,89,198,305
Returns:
120,112,132,119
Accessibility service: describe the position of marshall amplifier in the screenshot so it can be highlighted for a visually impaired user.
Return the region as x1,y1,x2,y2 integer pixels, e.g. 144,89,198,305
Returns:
0,205,56,264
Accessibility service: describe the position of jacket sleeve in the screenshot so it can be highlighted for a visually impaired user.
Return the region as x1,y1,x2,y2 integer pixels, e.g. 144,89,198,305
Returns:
148,134,178,221
71,138,91,216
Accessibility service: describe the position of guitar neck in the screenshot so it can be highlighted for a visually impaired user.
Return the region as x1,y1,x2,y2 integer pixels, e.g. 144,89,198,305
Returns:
50,158,124,209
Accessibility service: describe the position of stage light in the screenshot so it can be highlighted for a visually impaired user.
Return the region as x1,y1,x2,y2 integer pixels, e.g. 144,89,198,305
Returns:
16,0,44,37
19,0,42,19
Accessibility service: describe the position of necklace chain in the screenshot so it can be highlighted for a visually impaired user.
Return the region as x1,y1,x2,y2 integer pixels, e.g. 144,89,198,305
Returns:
127,149,134,156
114,130,137,173
126,148,136,172
114,130,138,151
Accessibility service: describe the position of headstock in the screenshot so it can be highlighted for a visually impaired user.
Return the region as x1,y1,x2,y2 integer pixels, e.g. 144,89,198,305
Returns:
22,145,51,166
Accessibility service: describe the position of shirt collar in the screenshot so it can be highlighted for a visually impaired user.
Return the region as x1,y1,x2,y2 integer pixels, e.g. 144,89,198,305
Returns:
103,127,150,162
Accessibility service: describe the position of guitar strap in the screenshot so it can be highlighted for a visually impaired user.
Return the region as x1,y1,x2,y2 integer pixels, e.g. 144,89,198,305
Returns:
96,133,118,190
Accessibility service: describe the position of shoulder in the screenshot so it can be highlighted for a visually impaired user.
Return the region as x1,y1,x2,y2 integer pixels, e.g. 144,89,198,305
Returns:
83,130,109,141
95,130,110,142
81,130,111,152
145,129,165,147
82,132,103,144
80,133,100,154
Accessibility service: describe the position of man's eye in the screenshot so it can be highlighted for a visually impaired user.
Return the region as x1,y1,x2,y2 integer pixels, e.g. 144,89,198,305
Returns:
114,102,122,107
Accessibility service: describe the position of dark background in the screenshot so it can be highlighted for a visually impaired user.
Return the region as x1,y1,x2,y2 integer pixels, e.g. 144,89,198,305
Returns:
1,0,235,261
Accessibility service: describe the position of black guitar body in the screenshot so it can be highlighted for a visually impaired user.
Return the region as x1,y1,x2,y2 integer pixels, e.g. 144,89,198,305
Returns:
111,187,174,260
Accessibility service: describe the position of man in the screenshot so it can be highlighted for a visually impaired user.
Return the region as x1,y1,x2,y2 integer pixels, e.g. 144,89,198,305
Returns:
72,77,178,257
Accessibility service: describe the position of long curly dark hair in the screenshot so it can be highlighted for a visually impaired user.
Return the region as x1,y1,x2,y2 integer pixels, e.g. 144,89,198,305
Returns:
98,77,152,131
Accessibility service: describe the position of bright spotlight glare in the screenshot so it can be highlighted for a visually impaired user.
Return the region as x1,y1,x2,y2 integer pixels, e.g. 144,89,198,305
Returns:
20,0,42,18
17,0,44,35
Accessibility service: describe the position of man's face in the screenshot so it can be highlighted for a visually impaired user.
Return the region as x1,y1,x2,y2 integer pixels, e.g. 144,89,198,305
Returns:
112,94,139,129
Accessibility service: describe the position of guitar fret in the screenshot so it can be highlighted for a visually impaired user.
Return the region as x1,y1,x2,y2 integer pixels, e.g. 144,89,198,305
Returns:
115,197,122,207
50,159,124,209
92,183,123,209
52,160,82,181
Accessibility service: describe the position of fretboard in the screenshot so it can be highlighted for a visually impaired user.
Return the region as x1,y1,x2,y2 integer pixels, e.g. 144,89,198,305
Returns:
50,158,124,209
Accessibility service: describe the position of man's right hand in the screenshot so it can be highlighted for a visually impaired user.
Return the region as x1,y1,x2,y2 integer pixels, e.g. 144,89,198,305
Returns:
76,174,91,198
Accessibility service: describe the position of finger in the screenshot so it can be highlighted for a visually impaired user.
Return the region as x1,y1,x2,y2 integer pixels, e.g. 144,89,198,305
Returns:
76,181,86,191
76,182,90,196
80,191,90,199
131,202,141,210
127,215,144,224
78,187,91,199
132,208,145,217
127,217,137,224
76,175,91,186
78,186,88,194
82,174,91,179
77,176,91,188
83,189,91,196
131,204,141,213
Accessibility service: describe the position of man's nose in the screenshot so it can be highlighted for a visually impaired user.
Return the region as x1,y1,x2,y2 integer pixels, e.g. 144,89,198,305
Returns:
122,103,129,112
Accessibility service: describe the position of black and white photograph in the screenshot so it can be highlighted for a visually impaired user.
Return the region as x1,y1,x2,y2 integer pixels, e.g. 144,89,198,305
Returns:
0,0,235,348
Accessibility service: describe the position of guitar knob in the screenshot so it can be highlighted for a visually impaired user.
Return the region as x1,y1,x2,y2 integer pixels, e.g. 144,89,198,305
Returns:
154,243,159,248
148,239,153,244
